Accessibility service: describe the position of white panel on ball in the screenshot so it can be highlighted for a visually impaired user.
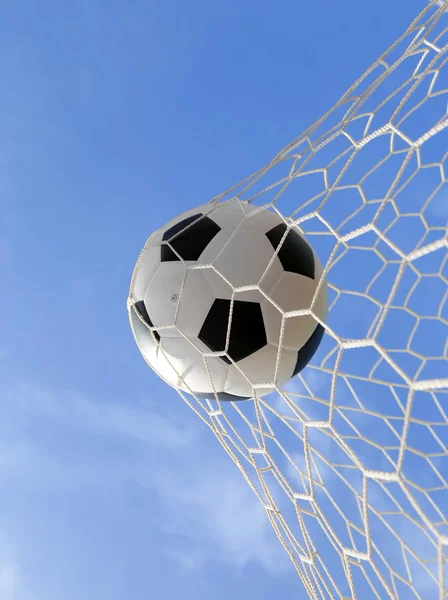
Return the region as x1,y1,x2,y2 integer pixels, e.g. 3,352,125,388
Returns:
145,229,163,247
196,228,237,267
225,344,297,398
240,204,284,233
266,271,328,350
258,257,283,297
176,267,232,338
208,198,247,230
214,229,283,289
259,295,283,348
157,336,229,394
131,245,162,301
144,262,187,336
153,343,179,389
312,257,328,323
232,288,266,304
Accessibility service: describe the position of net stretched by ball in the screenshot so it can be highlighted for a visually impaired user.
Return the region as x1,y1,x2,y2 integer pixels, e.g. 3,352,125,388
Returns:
128,1,448,598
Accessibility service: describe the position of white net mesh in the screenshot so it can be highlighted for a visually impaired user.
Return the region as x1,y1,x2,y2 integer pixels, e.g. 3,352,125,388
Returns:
164,2,448,598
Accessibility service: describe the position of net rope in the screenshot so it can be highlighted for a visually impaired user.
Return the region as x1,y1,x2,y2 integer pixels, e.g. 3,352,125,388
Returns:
156,2,447,598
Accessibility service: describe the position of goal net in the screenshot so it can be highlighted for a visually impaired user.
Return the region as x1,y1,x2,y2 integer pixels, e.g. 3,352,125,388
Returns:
173,2,448,598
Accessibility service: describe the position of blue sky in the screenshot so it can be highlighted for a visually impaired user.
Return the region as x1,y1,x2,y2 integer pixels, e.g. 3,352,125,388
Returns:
0,1,446,599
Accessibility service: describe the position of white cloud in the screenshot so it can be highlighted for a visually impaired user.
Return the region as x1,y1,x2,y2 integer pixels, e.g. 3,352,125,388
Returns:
0,380,291,576
7,382,197,449
0,546,19,600
155,466,290,574
163,548,205,573
68,391,197,449
0,564,18,600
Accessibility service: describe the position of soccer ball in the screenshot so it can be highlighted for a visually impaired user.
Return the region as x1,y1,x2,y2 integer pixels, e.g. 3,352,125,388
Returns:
128,198,328,400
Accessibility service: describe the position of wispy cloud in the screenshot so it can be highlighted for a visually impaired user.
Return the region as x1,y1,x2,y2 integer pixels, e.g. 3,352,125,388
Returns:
0,380,290,575
2,381,197,448
155,466,290,574
162,547,205,573
0,546,19,600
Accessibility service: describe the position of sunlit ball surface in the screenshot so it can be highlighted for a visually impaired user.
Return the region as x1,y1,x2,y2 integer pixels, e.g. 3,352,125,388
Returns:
128,199,328,400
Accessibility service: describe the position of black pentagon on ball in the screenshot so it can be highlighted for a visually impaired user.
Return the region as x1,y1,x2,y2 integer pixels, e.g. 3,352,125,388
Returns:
266,223,315,279
161,213,221,262
292,323,325,377
134,300,161,343
199,299,267,364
